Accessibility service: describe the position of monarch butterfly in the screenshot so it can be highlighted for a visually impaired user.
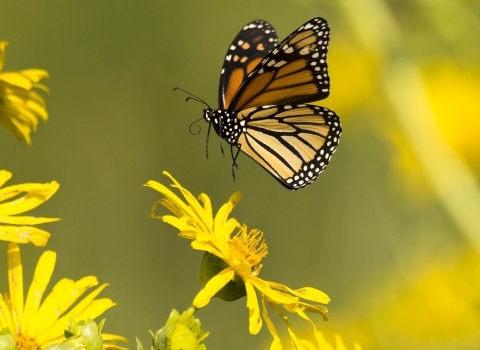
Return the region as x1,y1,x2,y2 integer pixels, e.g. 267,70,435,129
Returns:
187,17,341,190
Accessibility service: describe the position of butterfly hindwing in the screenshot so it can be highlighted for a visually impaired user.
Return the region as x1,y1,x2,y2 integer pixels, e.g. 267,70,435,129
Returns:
235,104,341,189
229,17,331,112
219,20,278,110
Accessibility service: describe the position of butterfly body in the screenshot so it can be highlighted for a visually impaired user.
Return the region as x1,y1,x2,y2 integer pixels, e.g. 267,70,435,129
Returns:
200,17,341,190
203,109,241,145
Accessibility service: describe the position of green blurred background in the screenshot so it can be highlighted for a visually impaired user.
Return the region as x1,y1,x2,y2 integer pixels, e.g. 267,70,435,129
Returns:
1,1,480,349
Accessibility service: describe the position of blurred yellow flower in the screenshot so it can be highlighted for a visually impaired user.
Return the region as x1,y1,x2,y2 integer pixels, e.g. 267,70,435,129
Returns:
341,246,480,349
0,41,49,145
146,172,330,349
424,62,480,170
0,243,127,350
295,331,362,350
0,170,59,247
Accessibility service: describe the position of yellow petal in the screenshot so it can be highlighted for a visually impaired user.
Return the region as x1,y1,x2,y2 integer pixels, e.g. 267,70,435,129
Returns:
0,112,31,144
334,334,347,350
163,171,213,231
19,69,49,83
0,215,60,225
155,198,184,218
286,326,302,350
71,298,117,321
193,267,234,308
144,181,197,223
353,342,362,350
0,225,51,246
299,340,319,350
30,276,99,336
25,98,48,121
0,71,32,90
103,344,130,350
270,302,301,350
269,283,330,304
0,41,8,72
37,298,116,346
7,243,23,334
0,170,12,187
192,233,232,263
287,305,316,333
64,283,108,318
198,193,212,223
313,331,334,350
225,218,240,236
4,86,46,106
103,346,130,350
178,230,203,239
102,333,129,343
260,297,282,350
214,191,241,239
21,250,56,334
297,303,328,322
103,345,130,350
250,277,298,305
0,294,14,333
29,278,74,335
245,280,262,334
2,97,39,127
191,240,224,258
32,82,50,93
161,215,192,231
0,181,59,215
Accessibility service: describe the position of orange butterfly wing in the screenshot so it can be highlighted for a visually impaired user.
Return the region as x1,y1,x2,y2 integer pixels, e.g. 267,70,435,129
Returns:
229,17,331,112
218,20,278,110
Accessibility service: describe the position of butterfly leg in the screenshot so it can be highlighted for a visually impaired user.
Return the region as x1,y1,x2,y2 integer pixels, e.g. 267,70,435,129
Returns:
230,145,241,181
205,123,212,160
218,117,225,157
230,145,240,169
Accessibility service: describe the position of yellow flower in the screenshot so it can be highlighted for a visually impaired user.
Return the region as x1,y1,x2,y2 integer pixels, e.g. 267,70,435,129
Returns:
146,172,330,349
295,331,362,350
0,41,49,145
0,170,59,247
0,243,127,350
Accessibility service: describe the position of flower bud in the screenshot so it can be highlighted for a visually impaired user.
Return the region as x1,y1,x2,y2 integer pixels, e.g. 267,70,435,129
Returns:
0,328,15,350
152,307,208,350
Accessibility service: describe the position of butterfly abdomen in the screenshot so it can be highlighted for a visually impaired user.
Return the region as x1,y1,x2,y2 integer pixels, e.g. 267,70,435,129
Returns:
203,109,242,145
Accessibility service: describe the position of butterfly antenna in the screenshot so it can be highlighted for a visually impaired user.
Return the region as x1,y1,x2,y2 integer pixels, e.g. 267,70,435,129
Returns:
189,117,203,135
173,87,211,109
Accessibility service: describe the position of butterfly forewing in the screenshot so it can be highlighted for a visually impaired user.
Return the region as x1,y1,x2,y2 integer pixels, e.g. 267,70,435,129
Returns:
230,17,331,112
219,20,278,110
236,104,341,189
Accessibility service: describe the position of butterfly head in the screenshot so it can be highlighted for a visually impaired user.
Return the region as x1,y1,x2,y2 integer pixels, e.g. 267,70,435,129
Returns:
203,109,241,144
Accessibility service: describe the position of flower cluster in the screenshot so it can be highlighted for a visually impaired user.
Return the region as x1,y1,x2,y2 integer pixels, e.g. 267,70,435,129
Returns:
0,40,128,350
0,243,127,350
